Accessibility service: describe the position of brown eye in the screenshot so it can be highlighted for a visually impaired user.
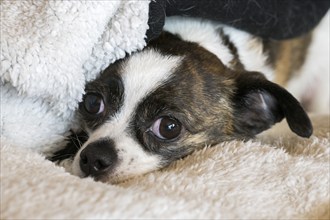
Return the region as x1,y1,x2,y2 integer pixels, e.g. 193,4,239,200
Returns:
83,93,104,115
149,116,182,140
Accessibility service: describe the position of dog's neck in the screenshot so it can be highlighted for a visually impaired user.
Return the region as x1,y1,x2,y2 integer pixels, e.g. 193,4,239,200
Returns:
164,16,274,80
164,16,313,87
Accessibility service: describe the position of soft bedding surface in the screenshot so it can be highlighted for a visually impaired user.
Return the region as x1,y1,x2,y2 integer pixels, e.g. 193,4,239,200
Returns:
1,115,329,219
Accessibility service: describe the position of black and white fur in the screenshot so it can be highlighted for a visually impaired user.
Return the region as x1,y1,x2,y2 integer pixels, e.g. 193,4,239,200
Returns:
51,16,329,184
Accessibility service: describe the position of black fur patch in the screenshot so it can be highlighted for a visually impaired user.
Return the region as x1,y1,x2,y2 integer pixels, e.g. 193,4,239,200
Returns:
48,130,88,162
79,64,125,131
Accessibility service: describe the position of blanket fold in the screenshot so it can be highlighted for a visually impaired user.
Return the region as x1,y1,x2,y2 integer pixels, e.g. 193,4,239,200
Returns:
1,0,150,152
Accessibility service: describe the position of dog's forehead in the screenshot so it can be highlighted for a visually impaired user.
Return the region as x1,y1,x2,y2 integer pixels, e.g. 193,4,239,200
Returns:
90,49,182,137
118,49,182,122
120,48,182,105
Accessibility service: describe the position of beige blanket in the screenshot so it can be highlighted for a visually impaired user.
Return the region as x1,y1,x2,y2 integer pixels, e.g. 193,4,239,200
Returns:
1,114,329,219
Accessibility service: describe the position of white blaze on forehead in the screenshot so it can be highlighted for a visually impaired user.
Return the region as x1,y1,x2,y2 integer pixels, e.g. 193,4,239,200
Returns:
93,49,182,138
121,49,181,119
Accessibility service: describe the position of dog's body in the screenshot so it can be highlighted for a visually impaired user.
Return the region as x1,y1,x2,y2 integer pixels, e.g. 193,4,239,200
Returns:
51,16,329,184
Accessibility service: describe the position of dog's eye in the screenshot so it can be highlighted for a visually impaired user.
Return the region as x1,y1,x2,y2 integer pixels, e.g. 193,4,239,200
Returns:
149,116,182,140
83,93,104,115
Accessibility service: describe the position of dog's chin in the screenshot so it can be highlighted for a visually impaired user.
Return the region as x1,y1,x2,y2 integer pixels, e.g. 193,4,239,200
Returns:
56,158,75,174
71,165,139,184
94,173,138,184
70,155,148,184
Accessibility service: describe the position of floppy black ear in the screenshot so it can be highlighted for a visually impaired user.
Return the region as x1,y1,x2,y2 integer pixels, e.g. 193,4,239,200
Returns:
232,72,313,138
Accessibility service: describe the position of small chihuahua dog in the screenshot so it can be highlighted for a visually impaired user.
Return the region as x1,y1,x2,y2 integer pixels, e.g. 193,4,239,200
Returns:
51,16,329,184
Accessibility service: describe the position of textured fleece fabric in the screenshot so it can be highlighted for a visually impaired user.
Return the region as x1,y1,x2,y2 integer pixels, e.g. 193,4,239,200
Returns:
1,115,329,219
1,1,150,152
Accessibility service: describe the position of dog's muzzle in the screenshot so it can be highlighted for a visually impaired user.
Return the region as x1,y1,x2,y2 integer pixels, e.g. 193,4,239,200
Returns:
79,139,118,178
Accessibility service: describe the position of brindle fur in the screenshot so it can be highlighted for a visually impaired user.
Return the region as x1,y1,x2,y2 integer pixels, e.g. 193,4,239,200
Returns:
263,33,312,86
218,28,245,71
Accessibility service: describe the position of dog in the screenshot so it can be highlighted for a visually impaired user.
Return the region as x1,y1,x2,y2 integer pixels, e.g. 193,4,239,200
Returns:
50,16,329,184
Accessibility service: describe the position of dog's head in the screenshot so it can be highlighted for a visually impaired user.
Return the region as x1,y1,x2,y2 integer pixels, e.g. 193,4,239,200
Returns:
71,32,312,183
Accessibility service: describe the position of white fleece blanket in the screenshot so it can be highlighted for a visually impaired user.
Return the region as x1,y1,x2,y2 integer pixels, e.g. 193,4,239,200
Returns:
1,0,150,152
1,114,329,219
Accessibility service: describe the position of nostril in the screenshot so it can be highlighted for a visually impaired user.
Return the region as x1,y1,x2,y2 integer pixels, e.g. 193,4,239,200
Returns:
93,159,110,172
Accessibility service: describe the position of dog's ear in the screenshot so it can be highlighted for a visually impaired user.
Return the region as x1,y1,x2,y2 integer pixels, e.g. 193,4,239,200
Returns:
232,71,313,138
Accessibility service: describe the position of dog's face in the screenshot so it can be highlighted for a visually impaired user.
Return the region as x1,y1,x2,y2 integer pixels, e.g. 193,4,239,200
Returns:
70,32,312,183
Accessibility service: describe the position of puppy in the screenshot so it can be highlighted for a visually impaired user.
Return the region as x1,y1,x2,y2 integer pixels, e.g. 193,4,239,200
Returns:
51,16,328,184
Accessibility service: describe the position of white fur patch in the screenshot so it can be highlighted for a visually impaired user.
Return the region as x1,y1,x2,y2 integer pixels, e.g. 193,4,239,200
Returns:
72,49,182,181
164,16,273,80
164,16,234,68
220,27,274,80
113,49,182,135
286,12,330,113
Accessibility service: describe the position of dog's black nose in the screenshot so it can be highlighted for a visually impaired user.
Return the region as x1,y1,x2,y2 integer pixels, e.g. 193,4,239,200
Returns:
79,140,118,178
